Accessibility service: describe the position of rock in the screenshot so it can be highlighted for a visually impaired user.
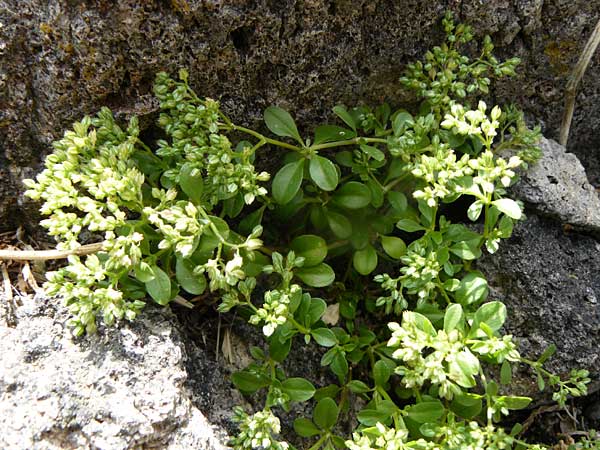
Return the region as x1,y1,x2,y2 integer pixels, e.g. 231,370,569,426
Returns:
476,213,600,397
511,137,600,234
0,294,233,450
1,0,600,231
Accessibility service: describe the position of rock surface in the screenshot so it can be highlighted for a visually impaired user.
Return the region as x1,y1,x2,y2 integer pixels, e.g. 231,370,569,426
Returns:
476,213,600,396
1,0,600,231
511,137,600,234
0,295,233,450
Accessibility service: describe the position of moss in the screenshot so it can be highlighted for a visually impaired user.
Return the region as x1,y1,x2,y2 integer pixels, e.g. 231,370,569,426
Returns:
544,40,578,76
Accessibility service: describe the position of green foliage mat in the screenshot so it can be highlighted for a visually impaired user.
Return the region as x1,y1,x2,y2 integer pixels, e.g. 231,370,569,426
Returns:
24,12,597,450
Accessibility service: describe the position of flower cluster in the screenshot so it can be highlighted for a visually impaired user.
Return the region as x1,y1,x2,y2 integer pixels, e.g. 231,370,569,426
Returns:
249,284,301,336
411,145,473,207
434,420,515,450
44,254,145,335
399,245,441,302
143,188,205,258
346,423,425,450
230,408,289,450
441,101,501,150
24,109,144,249
388,313,479,400
153,71,269,208
198,250,246,292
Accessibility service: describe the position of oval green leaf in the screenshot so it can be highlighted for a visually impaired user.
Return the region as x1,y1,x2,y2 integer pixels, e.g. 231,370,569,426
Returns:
145,265,172,305
295,263,335,287
282,377,316,402
332,181,371,209
313,397,339,430
176,258,207,295
272,159,304,204
314,125,356,145
326,210,353,239
309,156,339,191
290,234,328,267
492,198,522,220
179,163,204,204
381,236,406,259
264,106,302,143
353,245,378,275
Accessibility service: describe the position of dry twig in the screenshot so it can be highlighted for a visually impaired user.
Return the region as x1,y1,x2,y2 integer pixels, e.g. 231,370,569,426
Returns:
0,243,103,261
560,18,600,146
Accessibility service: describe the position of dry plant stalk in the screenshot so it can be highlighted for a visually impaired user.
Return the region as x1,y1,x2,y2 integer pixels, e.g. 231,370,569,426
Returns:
560,18,600,146
0,243,103,261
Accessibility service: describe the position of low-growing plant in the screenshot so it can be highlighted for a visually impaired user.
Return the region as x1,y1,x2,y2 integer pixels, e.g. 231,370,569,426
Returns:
24,12,595,450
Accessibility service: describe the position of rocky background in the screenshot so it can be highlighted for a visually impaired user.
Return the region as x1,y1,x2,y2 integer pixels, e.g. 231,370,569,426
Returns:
0,0,599,231
1,1,600,448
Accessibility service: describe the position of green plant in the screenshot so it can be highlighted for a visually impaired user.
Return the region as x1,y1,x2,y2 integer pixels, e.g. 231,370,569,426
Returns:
24,12,593,450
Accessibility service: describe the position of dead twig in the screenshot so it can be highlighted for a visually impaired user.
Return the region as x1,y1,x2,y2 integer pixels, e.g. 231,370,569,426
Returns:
560,18,600,146
0,243,103,261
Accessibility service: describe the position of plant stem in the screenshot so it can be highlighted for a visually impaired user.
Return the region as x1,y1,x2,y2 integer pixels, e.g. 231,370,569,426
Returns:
0,243,104,261
310,137,388,151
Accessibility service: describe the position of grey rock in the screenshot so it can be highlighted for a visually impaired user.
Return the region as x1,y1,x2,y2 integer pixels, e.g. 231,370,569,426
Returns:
511,137,600,233
1,0,600,231
0,294,232,450
476,214,600,398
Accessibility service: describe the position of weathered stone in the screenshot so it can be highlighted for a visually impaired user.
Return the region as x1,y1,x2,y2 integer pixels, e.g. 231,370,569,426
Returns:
511,137,600,234
1,0,600,231
476,214,600,397
0,294,233,450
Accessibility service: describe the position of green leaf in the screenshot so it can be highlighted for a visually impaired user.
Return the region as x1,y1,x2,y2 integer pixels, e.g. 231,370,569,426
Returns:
311,328,338,347
381,236,406,259
455,272,489,305
290,234,328,267
145,265,172,305
332,182,371,209
269,335,292,362
467,200,484,221
176,258,207,295
179,163,204,203
502,396,532,410
449,350,480,388
537,344,557,364
134,262,155,283
373,360,393,386
326,210,353,239
396,219,425,233
303,297,327,325
353,245,378,275
357,409,391,426
406,401,445,423
471,301,507,335
231,370,270,393
296,263,335,287
294,418,321,437
392,111,413,136
272,159,304,204
309,156,339,191
347,380,371,394
330,351,349,382
492,198,522,220
332,105,357,131
501,360,512,385
388,191,407,213
450,393,483,419
360,144,385,161
314,125,356,144
443,303,463,333
264,106,302,143
282,377,316,402
449,240,482,260
313,397,339,430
